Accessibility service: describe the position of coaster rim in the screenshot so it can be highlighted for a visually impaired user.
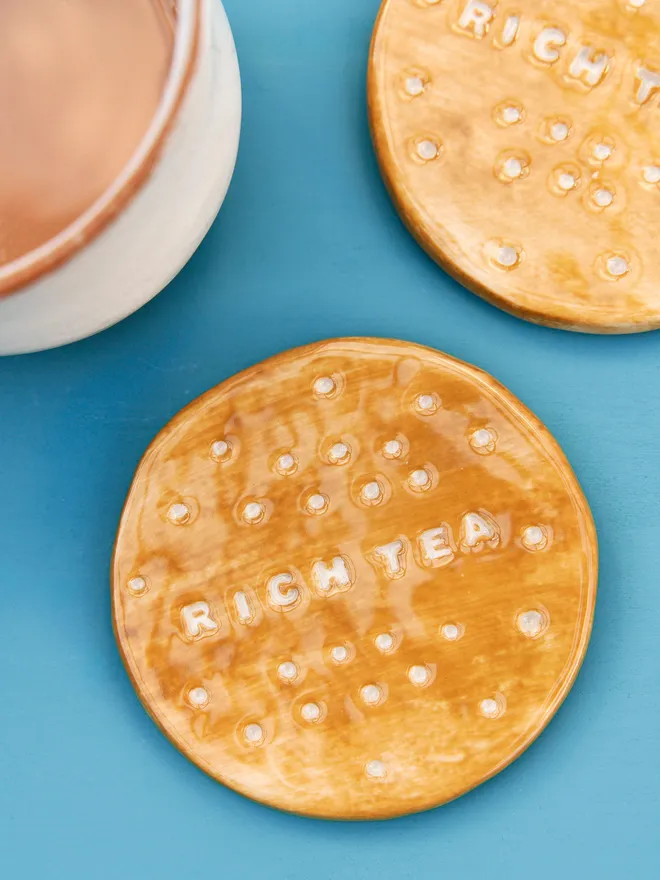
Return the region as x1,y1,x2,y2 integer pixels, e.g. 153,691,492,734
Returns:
112,337,598,819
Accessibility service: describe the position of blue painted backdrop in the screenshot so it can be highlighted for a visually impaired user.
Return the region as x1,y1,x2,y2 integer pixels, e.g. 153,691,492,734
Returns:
1,2,658,877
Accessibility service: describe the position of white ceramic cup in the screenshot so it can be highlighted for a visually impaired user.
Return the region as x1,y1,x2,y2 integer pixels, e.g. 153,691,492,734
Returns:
0,0,241,355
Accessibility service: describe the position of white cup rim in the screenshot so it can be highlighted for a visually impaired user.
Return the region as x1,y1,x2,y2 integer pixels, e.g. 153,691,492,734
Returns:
0,0,201,299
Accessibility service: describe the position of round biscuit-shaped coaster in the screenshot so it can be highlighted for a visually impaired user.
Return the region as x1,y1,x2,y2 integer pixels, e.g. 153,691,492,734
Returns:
113,338,597,819
369,0,660,333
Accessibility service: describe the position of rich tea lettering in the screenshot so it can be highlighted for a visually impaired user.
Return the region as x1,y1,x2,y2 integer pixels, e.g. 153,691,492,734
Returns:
453,0,660,103
177,510,548,639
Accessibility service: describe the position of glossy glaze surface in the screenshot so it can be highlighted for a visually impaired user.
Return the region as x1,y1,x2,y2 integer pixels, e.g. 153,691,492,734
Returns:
112,338,597,819
369,0,660,332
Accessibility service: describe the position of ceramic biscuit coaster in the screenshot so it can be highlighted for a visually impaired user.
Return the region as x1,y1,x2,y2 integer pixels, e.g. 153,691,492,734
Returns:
369,0,660,333
112,338,597,819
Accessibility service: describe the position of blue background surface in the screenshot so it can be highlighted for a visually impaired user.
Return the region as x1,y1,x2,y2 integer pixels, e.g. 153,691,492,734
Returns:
1,1,658,877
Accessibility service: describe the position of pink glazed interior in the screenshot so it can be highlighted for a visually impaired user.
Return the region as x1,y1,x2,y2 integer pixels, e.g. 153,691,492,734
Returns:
0,0,200,299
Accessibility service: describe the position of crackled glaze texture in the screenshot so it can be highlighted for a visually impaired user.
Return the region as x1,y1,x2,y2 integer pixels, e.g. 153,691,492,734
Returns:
112,339,597,819
369,0,660,332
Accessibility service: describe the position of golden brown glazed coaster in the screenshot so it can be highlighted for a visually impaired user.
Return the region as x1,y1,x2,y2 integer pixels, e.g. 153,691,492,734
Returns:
369,0,660,333
113,338,597,819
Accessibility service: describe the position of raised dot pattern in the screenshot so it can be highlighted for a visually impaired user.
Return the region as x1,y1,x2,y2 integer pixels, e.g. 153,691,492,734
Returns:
135,377,553,728
138,372,555,738
405,84,643,285
150,373,554,748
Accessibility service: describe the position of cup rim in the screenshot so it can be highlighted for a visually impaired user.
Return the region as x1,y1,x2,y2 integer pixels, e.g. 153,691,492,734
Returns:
0,0,202,300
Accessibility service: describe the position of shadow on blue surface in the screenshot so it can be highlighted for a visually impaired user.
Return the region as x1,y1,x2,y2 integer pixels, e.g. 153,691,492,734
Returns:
0,1,658,878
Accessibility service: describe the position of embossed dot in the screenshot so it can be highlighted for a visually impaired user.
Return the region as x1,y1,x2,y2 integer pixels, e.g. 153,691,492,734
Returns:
276,452,297,474
167,502,191,524
361,684,383,706
494,151,532,185
331,645,349,663
629,0,646,9
517,609,548,638
278,661,298,682
328,442,350,464
301,702,322,723
503,157,523,179
405,75,425,96
558,172,577,191
494,101,524,128
408,665,431,687
306,493,328,514
417,139,439,161
375,632,395,653
243,501,265,524
383,439,403,458
549,165,582,196
502,105,521,124
550,121,569,142
211,439,231,460
415,393,438,414
472,429,491,447
469,427,496,454
606,255,630,278
643,165,660,184
593,143,612,161
496,245,519,268
409,468,431,490
127,576,148,595
594,188,613,207
441,623,462,641
365,759,387,779
521,525,548,550
188,687,209,708
245,723,264,744
480,698,503,719
361,481,383,503
314,376,336,397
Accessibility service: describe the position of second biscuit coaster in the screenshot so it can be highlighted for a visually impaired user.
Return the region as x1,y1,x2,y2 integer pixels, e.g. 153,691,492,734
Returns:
369,0,660,332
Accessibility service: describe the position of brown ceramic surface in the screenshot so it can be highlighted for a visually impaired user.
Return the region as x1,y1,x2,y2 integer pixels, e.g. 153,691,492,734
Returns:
369,0,660,333
113,338,597,819
0,0,197,298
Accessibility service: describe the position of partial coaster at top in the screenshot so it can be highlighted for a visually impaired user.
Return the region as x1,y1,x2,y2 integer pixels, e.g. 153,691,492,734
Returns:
369,0,660,332
113,339,597,819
